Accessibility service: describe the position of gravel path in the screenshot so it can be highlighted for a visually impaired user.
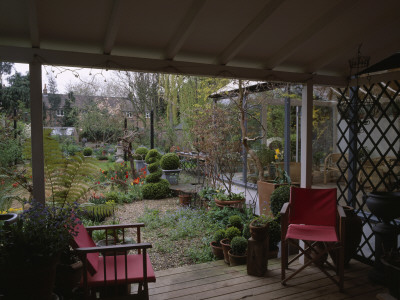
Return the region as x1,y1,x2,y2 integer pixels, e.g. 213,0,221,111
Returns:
113,197,200,271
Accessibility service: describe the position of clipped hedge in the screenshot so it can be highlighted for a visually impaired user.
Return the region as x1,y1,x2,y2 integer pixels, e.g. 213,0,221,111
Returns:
160,153,180,170
142,179,170,199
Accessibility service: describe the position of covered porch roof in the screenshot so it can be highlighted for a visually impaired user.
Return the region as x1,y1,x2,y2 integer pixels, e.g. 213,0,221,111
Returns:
1,0,400,86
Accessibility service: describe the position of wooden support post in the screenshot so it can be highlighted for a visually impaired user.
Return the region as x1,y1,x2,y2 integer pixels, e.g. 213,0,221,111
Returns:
30,61,45,203
247,237,268,276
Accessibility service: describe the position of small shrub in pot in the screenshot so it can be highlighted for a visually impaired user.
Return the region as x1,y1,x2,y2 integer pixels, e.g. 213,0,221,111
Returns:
270,185,290,218
134,147,148,160
225,226,241,242
230,236,247,256
160,153,180,170
228,215,243,230
213,229,226,247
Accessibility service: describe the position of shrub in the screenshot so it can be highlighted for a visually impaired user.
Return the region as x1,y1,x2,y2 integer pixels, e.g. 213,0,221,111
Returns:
251,214,273,227
160,153,180,170
145,149,161,164
228,215,242,229
97,155,108,161
213,229,226,247
142,179,170,199
225,226,241,241
242,223,251,240
147,162,159,173
270,185,290,217
145,170,163,183
134,147,148,160
268,218,281,250
231,236,247,256
83,147,93,156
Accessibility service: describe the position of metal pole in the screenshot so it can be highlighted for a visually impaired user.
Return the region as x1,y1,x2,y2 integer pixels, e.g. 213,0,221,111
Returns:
284,85,291,174
242,93,247,185
150,110,154,149
296,106,300,163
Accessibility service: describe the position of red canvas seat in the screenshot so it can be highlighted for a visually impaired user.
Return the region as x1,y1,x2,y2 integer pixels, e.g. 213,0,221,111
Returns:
71,221,155,299
281,187,346,291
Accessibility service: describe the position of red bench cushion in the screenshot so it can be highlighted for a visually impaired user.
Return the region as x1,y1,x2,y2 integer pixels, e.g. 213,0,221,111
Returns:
83,254,156,286
71,222,99,275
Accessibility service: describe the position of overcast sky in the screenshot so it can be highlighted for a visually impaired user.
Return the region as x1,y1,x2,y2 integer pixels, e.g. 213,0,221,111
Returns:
6,63,113,94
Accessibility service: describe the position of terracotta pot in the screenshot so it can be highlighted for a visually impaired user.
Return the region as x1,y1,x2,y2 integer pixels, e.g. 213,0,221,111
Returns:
257,180,285,215
220,238,231,265
329,205,362,267
228,250,247,266
214,198,245,209
179,194,191,206
210,241,224,260
249,221,269,241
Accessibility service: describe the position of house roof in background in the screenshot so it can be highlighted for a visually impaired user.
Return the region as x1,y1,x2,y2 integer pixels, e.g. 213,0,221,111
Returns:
1,0,400,86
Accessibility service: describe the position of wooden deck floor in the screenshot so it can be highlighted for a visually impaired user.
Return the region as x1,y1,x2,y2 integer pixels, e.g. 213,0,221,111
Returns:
149,258,386,300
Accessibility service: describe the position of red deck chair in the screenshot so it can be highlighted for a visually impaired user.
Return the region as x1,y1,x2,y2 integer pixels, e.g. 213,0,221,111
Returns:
280,187,346,291
71,221,155,299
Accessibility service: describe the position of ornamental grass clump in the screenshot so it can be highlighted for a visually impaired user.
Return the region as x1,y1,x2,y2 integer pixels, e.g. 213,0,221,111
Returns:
160,153,180,170
230,236,247,256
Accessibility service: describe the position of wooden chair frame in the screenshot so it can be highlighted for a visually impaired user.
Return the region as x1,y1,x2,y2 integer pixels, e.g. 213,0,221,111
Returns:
280,202,346,291
73,223,154,300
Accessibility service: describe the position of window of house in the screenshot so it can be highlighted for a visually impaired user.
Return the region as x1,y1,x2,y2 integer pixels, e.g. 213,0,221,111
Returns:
145,112,150,119
126,111,133,118
56,109,64,116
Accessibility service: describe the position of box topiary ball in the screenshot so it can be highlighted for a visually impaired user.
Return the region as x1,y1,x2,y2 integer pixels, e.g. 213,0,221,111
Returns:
134,147,148,160
225,226,241,241
142,179,170,199
231,236,247,256
160,153,180,170
83,147,93,156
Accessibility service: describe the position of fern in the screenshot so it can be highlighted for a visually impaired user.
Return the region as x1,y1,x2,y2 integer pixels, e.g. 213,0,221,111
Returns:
24,130,97,206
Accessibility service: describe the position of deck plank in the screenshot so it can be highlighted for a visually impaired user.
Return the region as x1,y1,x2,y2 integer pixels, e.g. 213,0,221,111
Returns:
150,258,386,300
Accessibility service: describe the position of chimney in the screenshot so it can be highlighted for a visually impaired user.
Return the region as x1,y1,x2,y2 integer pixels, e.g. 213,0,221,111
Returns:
43,84,48,95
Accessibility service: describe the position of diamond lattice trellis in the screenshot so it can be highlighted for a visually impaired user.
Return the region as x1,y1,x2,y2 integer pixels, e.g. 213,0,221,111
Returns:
337,80,400,264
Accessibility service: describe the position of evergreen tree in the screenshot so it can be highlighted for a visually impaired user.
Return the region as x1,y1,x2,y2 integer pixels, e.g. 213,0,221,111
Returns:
63,92,78,127
0,72,30,114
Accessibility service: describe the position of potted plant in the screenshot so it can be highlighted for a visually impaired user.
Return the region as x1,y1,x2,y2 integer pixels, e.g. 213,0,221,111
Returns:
210,229,226,259
160,152,181,185
267,218,281,258
83,147,93,157
134,146,148,172
220,226,241,265
249,214,274,241
270,185,290,219
0,201,80,300
214,190,246,209
228,236,248,266
198,186,218,208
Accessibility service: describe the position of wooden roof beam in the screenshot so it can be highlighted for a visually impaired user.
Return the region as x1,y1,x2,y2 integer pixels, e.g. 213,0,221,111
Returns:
217,0,284,66
29,0,40,48
164,0,207,60
264,0,353,70
103,0,125,55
